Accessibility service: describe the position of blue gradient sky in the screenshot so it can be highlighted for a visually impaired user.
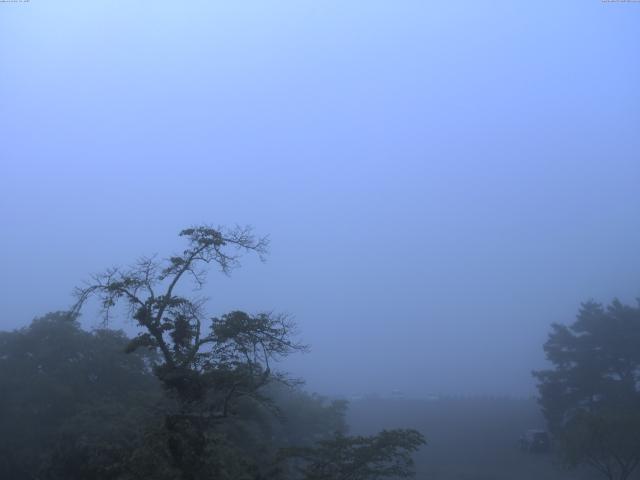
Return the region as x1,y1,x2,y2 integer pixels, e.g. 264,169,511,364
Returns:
1,1,639,396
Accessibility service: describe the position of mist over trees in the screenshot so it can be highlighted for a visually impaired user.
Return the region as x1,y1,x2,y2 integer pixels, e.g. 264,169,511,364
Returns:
534,300,640,480
0,311,354,479
0,225,425,480
1,226,638,480
0,312,159,478
1,1,637,478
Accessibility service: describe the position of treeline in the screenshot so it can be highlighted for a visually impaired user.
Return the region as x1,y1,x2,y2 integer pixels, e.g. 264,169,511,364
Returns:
0,312,417,479
3,224,640,480
0,225,424,480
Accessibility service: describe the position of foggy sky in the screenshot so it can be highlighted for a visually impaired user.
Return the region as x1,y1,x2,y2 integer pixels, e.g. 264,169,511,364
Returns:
1,1,639,397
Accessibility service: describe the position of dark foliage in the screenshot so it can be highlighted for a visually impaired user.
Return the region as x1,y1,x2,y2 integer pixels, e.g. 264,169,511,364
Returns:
282,429,425,480
71,225,309,478
0,313,365,480
0,311,159,480
534,299,640,480
53,224,425,480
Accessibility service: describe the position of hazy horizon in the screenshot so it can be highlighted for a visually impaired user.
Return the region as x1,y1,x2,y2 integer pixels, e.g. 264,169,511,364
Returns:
2,1,639,397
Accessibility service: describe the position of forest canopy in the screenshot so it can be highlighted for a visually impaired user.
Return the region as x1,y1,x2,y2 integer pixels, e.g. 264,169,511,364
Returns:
0,225,425,480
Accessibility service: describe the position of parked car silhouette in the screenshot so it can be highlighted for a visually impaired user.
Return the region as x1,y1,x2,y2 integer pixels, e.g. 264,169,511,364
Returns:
519,429,550,453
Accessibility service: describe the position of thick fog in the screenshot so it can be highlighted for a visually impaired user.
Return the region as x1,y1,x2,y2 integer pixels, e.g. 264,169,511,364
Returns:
1,1,639,398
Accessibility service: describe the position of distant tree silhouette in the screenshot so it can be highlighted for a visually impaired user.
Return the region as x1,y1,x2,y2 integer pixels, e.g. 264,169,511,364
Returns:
0,312,360,480
73,225,308,479
71,224,425,480
534,299,640,480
